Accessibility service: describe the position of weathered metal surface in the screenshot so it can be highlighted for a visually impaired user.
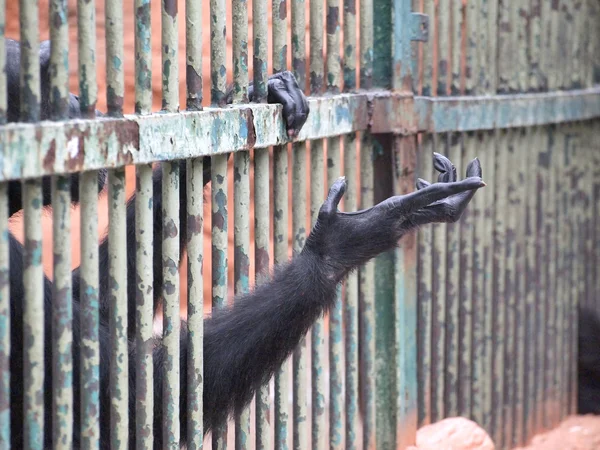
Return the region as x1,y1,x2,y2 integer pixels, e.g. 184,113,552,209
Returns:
108,167,129,449
211,0,227,105
211,153,228,450
186,157,204,450
0,183,8,448
232,0,249,103
234,148,251,449
358,134,376,450
79,171,101,449
0,0,6,124
253,148,270,450
135,163,155,450
358,0,373,89
106,0,124,117
273,145,289,450
327,138,342,450
135,0,152,115
186,0,203,110
161,161,181,448
252,0,268,102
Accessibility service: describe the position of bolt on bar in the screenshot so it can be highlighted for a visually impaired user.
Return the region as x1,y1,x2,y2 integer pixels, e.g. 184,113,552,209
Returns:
19,0,46,447
185,0,205,447
105,0,129,448
272,0,290,446
49,0,74,447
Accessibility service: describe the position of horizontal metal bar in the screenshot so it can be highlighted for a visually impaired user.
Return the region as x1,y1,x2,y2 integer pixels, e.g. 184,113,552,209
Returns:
0,87,598,181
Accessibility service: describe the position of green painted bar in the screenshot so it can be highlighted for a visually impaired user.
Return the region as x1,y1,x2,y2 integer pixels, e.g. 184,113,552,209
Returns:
273,144,289,450
232,0,249,103
135,163,155,450
358,0,373,90
420,0,435,96
186,0,203,110
343,133,359,450
492,129,508,447
272,0,289,444
0,183,8,449
211,153,229,450
253,148,270,450
234,149,251,449
437,0,450,96
393,135,418,449
105,0,124,117
79,171,101,450
107,167,129,450
19,0,45,447
252,0,269,440
211,0,227,105
187,157,205,450
77,0,98,117
49,0,74,447
134,0,154,447
358,134,376,449
309,0,324,93
327,140,343,450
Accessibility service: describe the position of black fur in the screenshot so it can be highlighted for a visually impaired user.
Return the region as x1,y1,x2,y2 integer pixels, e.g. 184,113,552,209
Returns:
578,306,600,415
5,38,485,448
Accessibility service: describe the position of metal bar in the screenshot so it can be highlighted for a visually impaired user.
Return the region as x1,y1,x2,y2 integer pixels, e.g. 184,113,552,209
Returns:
358,134,376,449
253,147,270,450
49,0,74,448
234,148,251,449
187,156,204,450
133,0,154,448
359,0,373,90
2,88,600,180
272,0,289,444
252,0,268,102
0,0,5,124
232,0,249,103
19,0,44,447
211,0,227,105
211,153,228,450
0,182,8,448
186,0,203,110
273,145,289,450
327,139,342,450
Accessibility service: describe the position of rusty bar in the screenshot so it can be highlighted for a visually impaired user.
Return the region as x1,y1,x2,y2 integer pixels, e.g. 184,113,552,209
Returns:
252,0,269,440
19,0,44,446
211,153,228,450
232,0,250,441
273,145,289,450
186,0,203,109
252,0,268,102
134,0,154,448
186,157,204,450
211,0,227,105
0,183,8,448
394,134,418,449
79,171,101,450
327,139,343,450
343,134,359,450
358,134,376,449
232,0,249,103
272,0,289,440
49,0,74,447
134,164,155,450
107,167,129,449
234,147,251,448
253,148,270,450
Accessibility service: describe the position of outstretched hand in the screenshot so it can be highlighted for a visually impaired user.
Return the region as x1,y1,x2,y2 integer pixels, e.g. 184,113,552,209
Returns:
303,152,485,282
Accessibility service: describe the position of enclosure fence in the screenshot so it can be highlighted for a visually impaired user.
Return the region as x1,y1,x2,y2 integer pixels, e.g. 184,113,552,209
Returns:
0,0,599,449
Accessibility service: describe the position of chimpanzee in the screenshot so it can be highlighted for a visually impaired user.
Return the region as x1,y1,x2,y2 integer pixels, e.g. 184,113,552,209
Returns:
5,38,486,448
578,306,600,415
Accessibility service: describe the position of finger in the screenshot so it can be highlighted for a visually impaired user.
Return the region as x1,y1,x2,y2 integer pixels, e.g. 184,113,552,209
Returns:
416,178,431,190
433,152,457,183
465,157,482,178
319,176,347,219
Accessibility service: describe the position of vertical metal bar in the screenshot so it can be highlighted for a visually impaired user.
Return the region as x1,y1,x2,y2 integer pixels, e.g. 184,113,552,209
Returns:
253,148,270,450
359,0,373,90
211,0,227,105
77,0,101,444
49,0,74,448
19,0,44,447
232,0,251,441
211,153,228,450
272,0,289,446
234,147,251,449
358,135,376,449
0,0,5,123
186,0,203,110
0,183,8,449
327,140,343,450
187,156,204,450
252,0,269,443
133,0,154,448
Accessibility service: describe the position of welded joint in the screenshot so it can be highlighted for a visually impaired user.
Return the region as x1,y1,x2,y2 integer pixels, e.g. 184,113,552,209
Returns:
409,13,429,42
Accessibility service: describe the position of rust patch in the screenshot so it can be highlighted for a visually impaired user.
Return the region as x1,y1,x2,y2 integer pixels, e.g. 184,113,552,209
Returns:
245,108,256,149
43,138,57,171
